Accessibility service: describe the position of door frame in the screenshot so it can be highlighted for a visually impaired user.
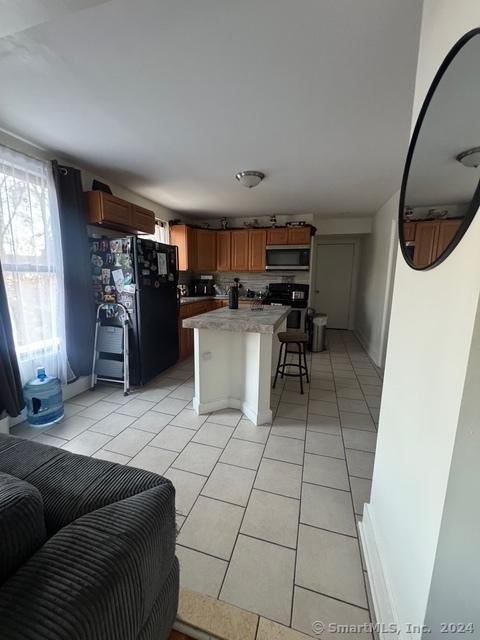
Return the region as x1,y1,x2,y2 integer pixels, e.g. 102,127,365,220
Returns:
309,235,362,330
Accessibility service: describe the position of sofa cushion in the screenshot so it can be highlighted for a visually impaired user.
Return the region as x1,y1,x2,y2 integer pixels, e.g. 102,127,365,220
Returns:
0,472,47,584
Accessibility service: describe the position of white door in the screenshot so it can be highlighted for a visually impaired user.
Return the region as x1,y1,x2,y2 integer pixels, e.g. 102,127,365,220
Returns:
313,243,355,329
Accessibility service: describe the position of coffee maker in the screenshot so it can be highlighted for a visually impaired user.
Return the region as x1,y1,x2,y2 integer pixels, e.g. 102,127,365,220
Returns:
188,277,215,296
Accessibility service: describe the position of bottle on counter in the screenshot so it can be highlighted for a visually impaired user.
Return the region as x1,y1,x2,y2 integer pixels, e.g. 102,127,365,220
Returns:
229,279,239,309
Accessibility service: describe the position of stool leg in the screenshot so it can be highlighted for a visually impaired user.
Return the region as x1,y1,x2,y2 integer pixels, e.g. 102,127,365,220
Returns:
273,342,283,389
281,341,289,379
297,342,304,394
303,343,309,383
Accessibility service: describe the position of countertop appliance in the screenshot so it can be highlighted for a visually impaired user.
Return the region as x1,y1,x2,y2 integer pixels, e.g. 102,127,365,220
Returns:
262,283,309,329
89,236,179,385
265,245,310,271
188,278,216,296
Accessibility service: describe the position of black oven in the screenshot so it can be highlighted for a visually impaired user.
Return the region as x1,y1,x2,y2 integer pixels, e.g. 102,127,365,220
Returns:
263,283,309,330
265,245,310,271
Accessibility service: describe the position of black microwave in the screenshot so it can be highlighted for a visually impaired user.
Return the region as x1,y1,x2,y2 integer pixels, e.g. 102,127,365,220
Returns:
265,245,311,271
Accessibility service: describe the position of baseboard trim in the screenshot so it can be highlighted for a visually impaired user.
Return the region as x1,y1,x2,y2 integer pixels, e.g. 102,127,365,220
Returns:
192,397,272,426
359,504,402,640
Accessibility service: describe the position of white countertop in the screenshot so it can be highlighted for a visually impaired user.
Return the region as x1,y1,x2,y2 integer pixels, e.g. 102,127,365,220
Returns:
182,305,291,334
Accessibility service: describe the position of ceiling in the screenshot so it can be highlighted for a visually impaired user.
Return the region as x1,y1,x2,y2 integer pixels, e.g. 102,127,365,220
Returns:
0,0,422,217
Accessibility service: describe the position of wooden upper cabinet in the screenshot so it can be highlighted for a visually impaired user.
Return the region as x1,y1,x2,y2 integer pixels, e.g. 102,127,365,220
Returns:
85,191,155,234
169,223,313,273
413,221,440,268
435,219,462,259
403,222,416,242
231,230,250,271
248,229,266,271
170,225,197,271
287,226,311,245
86,191,131,227
266,227,288,245
216,231,231,271
131,204,155,234
196,229,217,271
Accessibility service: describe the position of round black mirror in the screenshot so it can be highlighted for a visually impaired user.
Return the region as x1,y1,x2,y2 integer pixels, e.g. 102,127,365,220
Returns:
399,29,480,270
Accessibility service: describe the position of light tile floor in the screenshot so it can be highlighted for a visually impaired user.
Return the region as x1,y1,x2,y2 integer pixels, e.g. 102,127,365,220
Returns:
12,330,381,638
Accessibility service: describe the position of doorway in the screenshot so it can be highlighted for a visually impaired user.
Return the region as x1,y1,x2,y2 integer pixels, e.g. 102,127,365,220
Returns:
312,242,356,329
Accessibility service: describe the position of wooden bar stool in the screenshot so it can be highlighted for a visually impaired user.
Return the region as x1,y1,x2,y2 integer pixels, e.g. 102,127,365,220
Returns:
272,331,310,394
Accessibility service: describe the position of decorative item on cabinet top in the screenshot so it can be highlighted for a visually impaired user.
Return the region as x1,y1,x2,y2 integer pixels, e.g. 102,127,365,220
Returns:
169,223,315,273
85,191,155,235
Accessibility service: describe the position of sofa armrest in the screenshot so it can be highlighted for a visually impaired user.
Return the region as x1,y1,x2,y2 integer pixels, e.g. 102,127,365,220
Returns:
0,483,177,640
0,435,173,533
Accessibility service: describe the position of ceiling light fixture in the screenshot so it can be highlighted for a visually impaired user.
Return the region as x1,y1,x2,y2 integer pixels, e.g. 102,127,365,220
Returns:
235,170,265,188
456,147,480,168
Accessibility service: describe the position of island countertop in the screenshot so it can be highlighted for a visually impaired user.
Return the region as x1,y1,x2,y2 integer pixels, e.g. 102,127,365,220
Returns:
182,305,291,334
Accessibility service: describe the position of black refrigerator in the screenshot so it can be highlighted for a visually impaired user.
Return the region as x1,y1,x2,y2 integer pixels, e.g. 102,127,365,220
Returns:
89,236,179,385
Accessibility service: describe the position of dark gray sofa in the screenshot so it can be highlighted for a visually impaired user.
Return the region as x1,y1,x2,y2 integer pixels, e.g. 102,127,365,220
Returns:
0,434,179,640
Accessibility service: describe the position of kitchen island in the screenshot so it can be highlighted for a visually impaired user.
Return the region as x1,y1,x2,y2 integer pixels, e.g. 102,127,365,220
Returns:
183,305,290,425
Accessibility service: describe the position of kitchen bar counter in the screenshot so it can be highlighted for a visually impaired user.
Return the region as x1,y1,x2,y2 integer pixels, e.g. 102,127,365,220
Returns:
183,305,290,334
184,305,289,425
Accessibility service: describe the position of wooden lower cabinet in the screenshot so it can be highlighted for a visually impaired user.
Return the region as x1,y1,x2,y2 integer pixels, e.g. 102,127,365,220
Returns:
178,299,218,359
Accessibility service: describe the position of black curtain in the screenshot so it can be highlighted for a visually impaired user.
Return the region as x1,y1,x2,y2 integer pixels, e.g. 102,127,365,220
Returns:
52,161,95,378
0,262,24,417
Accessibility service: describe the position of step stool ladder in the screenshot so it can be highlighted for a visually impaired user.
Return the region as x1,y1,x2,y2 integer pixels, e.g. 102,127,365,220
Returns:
91,303,131,396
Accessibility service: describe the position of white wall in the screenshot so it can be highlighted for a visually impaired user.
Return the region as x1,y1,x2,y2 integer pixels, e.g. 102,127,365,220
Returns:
423,295,480,638
361,2,480,637
355,193,398,367
0,129,175,222
313,215,372,236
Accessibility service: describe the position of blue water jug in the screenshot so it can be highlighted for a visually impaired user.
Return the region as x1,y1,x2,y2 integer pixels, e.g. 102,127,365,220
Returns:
23,367,64,427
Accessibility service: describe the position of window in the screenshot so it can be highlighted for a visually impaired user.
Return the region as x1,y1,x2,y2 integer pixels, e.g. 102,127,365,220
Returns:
145,219,170,244
0,145,69,384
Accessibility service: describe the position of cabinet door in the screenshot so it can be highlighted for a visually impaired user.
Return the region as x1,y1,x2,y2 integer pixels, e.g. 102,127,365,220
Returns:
196,230,217,271
413,222,440,268
248,229,266,271
170,225,197,271
287,226,311,245
216,231,231,271
231,230,249,271
179,326,193,359
435,220,462,259
403,222,416,242
132,205,155,234
102,193,132,227
266,227,288,245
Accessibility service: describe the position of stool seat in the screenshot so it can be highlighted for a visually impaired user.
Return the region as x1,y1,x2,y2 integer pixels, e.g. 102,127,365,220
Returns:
278,331,308,343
